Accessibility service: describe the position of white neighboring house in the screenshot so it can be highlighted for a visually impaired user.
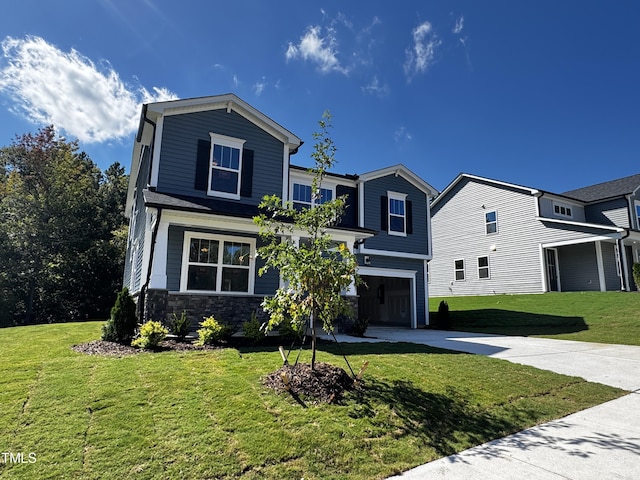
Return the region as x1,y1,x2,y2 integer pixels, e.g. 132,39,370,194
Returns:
428,173,640,296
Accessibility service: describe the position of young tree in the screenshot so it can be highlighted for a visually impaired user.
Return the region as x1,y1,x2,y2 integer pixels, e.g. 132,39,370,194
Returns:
254,112,360,369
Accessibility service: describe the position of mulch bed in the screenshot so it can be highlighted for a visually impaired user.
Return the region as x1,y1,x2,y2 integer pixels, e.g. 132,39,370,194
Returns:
71,339,218,356
263,362,356,404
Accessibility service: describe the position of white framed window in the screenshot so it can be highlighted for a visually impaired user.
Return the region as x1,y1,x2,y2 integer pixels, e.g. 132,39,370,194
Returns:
553,202,573,219
181,232,255,293
478,256,490,279
635,201,640,229
454,259,465,281
485,210,498,234
388,191,407,236
208,133,246,200
292,182,333,210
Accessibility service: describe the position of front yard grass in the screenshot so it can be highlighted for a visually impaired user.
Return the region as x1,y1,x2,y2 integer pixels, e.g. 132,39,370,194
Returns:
430,291,640,346
0,321,625,479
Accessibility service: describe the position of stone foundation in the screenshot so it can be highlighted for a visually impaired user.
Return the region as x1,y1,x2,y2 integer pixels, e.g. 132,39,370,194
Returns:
141,289,360,333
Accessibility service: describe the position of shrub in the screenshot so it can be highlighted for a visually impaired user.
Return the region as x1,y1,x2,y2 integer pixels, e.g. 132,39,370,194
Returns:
132,321,168,350
436,300,451,330
633,263,640,292
169,311,191,340
278,316,305,344
344,315,369,337
101,287,138,344
196,316,236,346
242,312,266,345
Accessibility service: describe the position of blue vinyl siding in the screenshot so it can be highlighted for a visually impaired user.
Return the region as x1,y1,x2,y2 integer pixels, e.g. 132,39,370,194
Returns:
363,174,429,255
166,225,278,294
157,109,285,204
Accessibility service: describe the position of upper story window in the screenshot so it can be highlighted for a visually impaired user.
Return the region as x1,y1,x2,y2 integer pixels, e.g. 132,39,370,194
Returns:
553,202,573,219
292,183,333,210
208,133,246,200
635,201,640,229
388,191,407,236
181,232,255,293
485,210,498,234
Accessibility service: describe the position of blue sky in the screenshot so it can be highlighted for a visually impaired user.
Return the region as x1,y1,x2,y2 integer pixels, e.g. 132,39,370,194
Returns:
0,0,638,194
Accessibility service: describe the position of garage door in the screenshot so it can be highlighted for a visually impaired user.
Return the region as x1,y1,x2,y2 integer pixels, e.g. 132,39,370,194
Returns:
358,275,411,327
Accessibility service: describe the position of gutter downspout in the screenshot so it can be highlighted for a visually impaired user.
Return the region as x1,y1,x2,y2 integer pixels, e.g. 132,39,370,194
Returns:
139,208,162,321
618,229,631,291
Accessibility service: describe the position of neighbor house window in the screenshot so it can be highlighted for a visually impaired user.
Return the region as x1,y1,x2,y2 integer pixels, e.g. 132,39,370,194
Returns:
388,192,407,236
208,133,246,199
635,201,640,229
485,210,498,234
292,183,333,210
181,233,255,293
454,259,465,281
478,256,490,279
553,202,573,219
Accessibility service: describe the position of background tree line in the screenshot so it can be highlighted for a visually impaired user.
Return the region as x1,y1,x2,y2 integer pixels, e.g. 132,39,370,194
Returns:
0,126,128,326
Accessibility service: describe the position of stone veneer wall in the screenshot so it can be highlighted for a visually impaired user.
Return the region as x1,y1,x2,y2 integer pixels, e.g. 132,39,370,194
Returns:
143,289,360,332
166,293,267,330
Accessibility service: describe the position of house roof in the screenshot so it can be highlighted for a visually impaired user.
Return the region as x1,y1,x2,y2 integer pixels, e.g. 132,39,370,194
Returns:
143,190,377,237
357,164,439,197
562,174,640,203
432,173,540,207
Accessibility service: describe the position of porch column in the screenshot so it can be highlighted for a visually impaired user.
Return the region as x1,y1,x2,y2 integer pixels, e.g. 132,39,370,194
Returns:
594,241,606,292
149,219,169,289
346,241,358,296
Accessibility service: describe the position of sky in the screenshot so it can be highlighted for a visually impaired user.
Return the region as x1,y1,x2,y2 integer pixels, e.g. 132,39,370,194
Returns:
0,0,638,194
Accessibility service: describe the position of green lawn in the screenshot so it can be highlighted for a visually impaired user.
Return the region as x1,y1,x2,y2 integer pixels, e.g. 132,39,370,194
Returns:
429,291,640,345
0,321,624,479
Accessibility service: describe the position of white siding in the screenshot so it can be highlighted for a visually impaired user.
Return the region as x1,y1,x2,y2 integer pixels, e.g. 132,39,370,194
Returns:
430,178,619,296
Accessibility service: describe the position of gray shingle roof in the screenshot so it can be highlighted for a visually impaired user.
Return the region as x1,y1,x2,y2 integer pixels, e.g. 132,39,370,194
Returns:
562,174,640,202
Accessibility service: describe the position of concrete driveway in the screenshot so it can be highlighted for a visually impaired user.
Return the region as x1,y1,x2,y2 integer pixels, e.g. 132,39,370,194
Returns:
326,327,640,479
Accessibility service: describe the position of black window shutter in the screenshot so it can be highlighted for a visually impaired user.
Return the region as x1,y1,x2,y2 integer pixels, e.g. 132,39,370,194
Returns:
380,196,388,231
240,149,254,197
194,139,211,191
406,200,413,234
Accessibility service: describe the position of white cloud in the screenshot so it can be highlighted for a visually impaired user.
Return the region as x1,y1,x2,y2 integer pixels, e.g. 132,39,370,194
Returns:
0,35,177,144
285,25,348,75
253,77,267,96
404,21,442,80
394,126,412,143
453,16,464,34
361,76,389,97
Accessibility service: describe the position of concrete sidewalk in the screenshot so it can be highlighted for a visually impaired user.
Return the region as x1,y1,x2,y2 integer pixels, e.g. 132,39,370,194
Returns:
325,328,640,479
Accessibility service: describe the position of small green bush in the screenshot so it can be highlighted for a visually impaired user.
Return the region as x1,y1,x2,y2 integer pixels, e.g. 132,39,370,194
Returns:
242,312,266,344
436,300,451,330
169,311,191,340
344,315,369,337
633,263,640,291
101,287,138,344
196,316,236,345
132,321,168,349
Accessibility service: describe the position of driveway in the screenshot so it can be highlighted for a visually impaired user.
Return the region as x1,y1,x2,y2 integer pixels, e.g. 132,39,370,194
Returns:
327,327,640,479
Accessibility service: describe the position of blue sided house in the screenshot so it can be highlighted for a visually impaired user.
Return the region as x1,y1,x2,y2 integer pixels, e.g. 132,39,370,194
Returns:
123,94,438,330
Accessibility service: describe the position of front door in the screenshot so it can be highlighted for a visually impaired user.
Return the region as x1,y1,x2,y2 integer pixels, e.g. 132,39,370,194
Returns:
546,249,559,291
